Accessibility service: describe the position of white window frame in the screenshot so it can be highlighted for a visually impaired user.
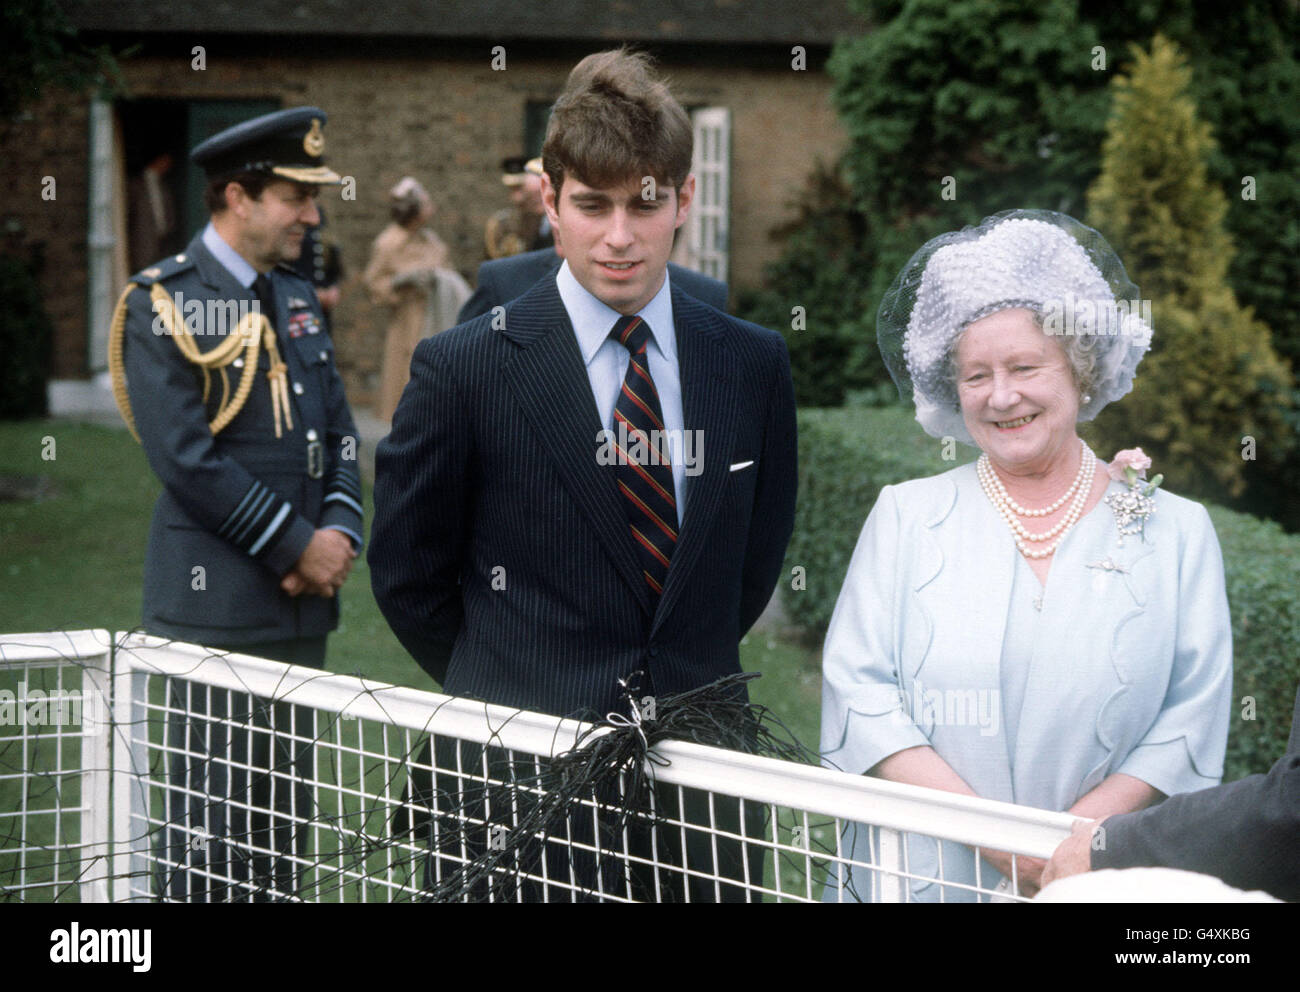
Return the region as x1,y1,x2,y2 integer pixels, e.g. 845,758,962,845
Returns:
86,98,124,375
683,106,730,284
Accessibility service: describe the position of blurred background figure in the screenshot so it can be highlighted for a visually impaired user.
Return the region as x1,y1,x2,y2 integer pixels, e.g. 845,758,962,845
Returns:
290,204,344,335
127,151,179,272
484,156,552,259
363,177,469,421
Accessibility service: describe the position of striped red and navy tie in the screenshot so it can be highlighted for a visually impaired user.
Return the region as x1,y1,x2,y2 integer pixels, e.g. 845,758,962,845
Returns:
609,314,677,599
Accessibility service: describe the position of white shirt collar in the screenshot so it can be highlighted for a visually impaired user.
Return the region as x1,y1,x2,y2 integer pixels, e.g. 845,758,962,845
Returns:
555,260,676,367
202,221,258,289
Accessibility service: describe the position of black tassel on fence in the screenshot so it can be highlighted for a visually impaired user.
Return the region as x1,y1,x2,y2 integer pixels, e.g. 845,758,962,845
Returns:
396,671,819,902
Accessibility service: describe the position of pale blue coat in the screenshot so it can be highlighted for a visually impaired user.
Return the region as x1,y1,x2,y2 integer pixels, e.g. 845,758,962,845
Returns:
820,462,1232,902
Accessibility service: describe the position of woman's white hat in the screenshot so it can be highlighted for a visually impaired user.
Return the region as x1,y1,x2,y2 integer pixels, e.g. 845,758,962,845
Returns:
877,209,1153,444
389,176,430,204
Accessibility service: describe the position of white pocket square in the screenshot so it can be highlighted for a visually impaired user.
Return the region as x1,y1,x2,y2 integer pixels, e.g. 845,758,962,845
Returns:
729,460,755,472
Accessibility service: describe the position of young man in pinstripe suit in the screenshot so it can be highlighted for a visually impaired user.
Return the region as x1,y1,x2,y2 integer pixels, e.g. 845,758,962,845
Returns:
371,49,797,901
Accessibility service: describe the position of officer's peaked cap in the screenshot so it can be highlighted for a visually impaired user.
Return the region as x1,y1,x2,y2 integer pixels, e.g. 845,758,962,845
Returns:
191,106,343,185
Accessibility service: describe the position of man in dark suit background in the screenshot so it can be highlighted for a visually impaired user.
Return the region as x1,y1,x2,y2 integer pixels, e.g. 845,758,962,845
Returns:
369,48,797,900
1042,685,1299,901
457,246,728,324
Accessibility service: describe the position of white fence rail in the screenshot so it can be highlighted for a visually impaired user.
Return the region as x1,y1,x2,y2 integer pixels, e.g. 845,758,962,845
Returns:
2,630,1078,902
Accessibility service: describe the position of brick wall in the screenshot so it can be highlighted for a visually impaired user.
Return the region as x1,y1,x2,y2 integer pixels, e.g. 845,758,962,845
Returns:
3,49,845,405
1,95,91,379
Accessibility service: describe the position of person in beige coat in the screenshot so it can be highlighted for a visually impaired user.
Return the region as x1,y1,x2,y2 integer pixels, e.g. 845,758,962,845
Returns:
364,177,469,421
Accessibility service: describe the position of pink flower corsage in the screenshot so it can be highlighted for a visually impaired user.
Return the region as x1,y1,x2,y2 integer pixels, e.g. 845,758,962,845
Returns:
1104,448,1162,544
1107,447,1152,483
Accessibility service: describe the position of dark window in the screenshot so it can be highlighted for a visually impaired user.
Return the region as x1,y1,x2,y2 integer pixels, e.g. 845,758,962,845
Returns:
524,100,553,159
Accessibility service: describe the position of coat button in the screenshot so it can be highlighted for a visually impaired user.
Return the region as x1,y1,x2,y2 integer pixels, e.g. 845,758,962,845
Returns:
306,428,318,441
293,381,304,395
319,350,329,361
232,357,244,368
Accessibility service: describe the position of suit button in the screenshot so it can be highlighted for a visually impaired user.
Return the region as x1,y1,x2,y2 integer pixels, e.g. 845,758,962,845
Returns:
232,358,244,368
306,428,318,441
319,350,329,361
293,381,304,395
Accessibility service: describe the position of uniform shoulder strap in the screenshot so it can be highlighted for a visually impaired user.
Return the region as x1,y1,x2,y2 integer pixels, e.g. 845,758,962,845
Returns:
129,252,197,287
107,269,270,443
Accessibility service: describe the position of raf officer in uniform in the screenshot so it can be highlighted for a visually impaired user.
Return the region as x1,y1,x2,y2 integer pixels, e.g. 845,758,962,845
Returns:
484,156,554,259
109,106,363,900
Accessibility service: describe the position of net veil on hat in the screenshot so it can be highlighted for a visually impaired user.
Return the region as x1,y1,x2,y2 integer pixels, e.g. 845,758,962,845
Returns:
877,209,1153,444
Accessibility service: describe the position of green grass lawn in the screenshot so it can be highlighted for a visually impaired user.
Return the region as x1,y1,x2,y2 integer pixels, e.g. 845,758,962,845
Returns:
0,420,430,689
1,418,826,901
0,419,821,735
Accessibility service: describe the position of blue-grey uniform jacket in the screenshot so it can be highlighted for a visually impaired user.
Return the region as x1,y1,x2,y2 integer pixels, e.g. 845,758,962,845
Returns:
121,231,363,646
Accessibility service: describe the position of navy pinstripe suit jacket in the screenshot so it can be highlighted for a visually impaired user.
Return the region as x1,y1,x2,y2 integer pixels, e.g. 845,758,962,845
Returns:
369,274,797,720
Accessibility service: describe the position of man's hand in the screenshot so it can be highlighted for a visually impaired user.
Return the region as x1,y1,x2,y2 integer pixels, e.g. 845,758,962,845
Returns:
981,849,1048,897
280,528,357,598
316,286,341,311
1041,818,1104,890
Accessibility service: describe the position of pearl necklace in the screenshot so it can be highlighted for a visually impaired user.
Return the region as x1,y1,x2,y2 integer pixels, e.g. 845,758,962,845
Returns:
977,440,1096,559
981,438,1090,516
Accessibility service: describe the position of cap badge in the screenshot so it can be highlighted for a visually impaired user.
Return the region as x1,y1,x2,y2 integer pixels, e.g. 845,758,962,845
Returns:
304,118,325,157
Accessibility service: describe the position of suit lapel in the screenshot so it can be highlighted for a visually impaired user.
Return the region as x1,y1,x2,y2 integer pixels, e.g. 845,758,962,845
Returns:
499,278,655,615
651,287,738,635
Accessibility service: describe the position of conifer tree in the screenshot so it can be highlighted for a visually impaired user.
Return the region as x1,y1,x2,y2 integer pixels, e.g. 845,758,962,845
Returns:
1086,35,1292,501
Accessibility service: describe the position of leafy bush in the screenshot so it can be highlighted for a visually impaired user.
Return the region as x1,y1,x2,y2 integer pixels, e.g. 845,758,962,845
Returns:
1086,36,1293,505
783,405,1300,780
733,163,888,408
0,254,52,418
754,2,1300,529
829,0,1300,385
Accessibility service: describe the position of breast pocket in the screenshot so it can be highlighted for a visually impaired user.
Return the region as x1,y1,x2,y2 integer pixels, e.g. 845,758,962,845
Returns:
728,456,756,473
709,457,754,543
294,335,334,379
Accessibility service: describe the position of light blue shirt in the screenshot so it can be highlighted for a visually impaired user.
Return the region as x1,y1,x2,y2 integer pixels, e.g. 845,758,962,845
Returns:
555,261,688,524
201,222,362,551
201,222,258,288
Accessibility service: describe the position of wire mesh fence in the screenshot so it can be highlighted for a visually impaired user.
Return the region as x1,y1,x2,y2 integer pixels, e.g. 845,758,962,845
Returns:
2,630,1077,903
0,630,112,903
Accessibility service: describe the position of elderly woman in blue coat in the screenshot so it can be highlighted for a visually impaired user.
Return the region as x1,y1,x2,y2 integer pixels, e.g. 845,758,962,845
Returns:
820,210,1232,901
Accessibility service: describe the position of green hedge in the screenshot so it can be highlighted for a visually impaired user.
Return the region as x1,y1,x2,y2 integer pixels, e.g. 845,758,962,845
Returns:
732,162,889,409
781,404,949,636
782,406,1300,781
1207,504,1300,781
